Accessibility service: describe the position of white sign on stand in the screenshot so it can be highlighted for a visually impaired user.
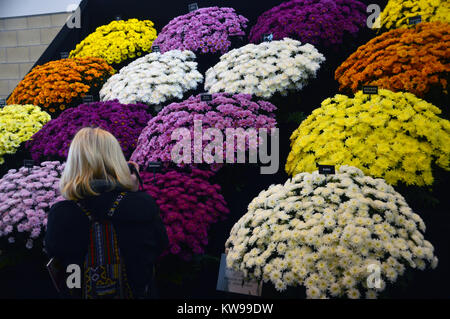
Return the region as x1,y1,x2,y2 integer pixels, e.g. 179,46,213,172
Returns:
216,253,262,296
188,3,198,12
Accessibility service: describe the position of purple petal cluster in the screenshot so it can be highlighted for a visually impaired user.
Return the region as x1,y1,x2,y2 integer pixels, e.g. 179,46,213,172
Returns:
26,100,151,162
153,7,248,54
141,168,229,260
0,161,65,250
130,93,277,169
249,0,366,47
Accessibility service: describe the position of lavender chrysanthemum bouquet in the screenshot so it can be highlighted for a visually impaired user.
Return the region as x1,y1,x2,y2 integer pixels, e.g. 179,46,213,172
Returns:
26,100,151,162
153,7,248,54
249,0,366,48
141,168,229,261
0,161,65,250
130,93,277,170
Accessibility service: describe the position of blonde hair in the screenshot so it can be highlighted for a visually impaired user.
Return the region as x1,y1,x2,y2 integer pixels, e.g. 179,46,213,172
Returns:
60,127,134,200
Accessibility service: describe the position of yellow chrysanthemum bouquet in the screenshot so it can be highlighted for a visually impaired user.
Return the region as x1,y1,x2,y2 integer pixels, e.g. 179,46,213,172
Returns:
376,0,450,30
0,105,51,165
69,19,157,65
285,89,450,186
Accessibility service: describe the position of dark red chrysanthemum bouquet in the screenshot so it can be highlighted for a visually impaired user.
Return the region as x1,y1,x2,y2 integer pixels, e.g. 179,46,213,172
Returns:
26,100,151,162
131,93,277,170
141,168,229,260
249,0,366,48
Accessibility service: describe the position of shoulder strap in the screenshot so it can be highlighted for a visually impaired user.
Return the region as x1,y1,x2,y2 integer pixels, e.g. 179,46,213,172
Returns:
107,192,127,217
75,201,92,221
75,192,127,220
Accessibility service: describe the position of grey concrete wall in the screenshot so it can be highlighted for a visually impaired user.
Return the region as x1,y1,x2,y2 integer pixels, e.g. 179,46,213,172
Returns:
0,12,71,101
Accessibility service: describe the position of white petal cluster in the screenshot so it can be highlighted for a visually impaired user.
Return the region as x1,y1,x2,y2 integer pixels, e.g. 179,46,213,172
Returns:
205,38,325,99
100,50,203,107
225,165,438,299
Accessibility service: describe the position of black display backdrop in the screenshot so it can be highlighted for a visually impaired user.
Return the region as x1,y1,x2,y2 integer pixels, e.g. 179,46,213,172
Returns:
2,0,450,299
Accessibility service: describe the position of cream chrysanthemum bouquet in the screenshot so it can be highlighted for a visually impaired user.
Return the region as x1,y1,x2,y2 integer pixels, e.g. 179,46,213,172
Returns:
225,166,438,299
100,50,203,109
0,104,51,165
205,38,325,99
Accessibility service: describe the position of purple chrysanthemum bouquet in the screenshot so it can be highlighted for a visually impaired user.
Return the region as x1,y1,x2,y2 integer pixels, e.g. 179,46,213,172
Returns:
0,161,65,250
249,0,366,48
26,100,151,162
130,93,277,170
141,168,229,260
153,7,248,54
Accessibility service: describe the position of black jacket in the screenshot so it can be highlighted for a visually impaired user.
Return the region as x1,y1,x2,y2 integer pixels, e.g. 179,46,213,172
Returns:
44,186,169,298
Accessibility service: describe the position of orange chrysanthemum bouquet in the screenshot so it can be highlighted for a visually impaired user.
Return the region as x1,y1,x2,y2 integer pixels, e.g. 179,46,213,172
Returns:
7,57,115,115
335,22,449,109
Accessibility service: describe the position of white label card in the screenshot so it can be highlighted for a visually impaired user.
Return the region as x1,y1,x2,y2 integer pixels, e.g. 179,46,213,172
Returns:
216,253,262,296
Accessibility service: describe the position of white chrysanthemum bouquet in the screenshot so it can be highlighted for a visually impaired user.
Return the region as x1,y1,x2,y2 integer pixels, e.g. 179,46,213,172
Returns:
225,166,438,299
205,38,325,99
100,50,203,108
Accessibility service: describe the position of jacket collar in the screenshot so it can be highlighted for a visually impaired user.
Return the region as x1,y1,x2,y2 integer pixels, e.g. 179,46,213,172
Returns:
90,179,126,193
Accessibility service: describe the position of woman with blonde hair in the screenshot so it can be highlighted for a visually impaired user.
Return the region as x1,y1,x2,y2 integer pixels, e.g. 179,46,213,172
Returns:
44,127,168,299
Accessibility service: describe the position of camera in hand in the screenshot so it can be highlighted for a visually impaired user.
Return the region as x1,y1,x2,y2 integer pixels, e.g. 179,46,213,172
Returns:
128,163,144,190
